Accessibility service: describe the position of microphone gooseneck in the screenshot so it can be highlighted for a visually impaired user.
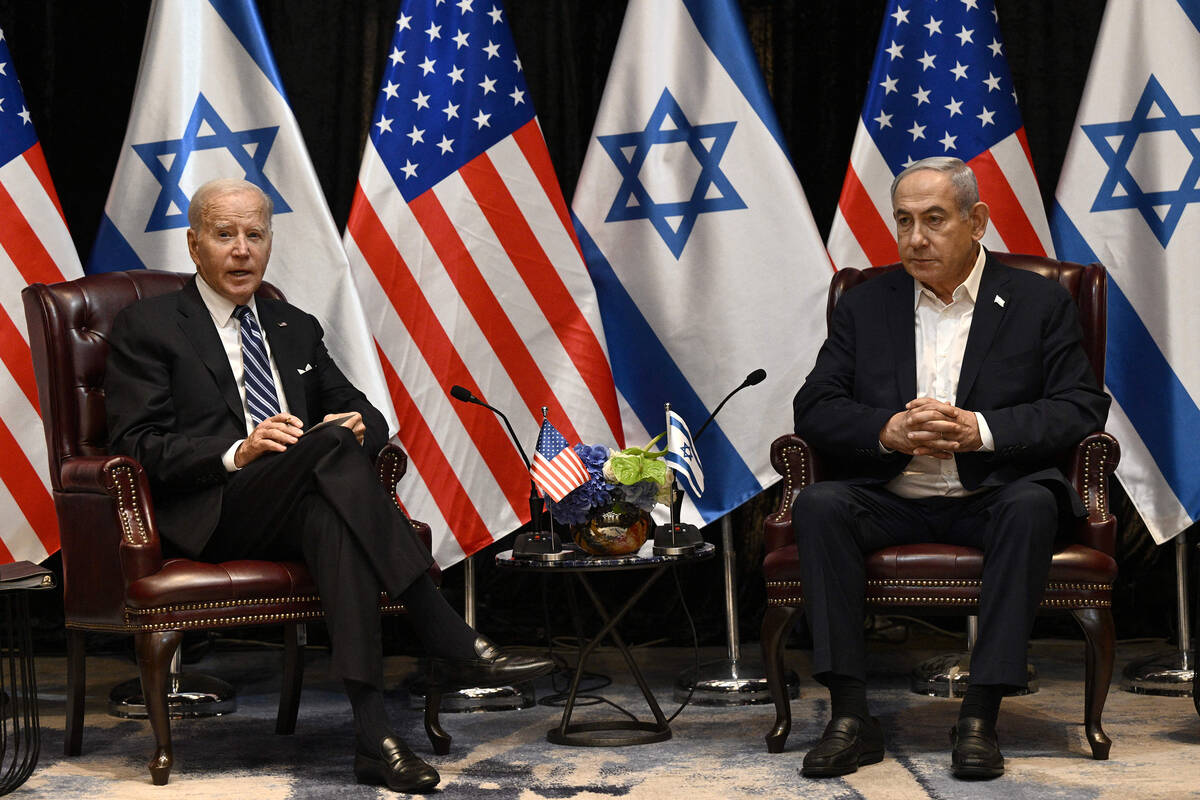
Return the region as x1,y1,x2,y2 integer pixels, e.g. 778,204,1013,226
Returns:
448,385,533,471
693,368,768,440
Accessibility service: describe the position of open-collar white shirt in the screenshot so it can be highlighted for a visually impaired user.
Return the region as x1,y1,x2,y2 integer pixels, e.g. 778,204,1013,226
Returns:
885,245,995,499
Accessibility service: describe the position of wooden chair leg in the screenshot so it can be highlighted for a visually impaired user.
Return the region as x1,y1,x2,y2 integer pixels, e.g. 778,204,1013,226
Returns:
276,624,305,735
761,604,801,753
1070,606,1114,760
135,630,183,785
423,687,450,755
65,629,86,756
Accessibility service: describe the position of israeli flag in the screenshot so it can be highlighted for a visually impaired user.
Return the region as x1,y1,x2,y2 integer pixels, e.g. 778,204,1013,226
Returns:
1051,0,1200,543
571,0,831,525
664,410,704,497
86,0,396,431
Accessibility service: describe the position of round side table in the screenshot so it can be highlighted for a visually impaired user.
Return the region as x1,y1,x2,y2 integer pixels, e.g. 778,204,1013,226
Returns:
496,542,715,747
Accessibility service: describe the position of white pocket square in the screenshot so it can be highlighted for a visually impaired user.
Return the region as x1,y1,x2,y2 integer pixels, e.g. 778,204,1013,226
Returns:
297,363,313,375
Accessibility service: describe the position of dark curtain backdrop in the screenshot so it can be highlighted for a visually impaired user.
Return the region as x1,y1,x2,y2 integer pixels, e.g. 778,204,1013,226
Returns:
3,1,1180,646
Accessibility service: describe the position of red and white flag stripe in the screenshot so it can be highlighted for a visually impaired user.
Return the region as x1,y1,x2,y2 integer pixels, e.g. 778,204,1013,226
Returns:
827,121,1054,268
0,143,84,564
346,120,622,567
531,449,589,503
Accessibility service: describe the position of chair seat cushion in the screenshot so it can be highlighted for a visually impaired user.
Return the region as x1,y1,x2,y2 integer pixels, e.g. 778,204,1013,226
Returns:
126,558,318,608
764,543,1117,610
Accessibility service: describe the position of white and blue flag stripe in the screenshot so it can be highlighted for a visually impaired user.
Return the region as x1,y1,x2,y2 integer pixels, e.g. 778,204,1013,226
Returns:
571,0,831,525
664,410,704,498
86,0,395,433
1051,0,1200,543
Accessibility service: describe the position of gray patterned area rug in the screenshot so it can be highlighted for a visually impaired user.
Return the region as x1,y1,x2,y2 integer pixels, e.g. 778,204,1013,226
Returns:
18,639,1200,799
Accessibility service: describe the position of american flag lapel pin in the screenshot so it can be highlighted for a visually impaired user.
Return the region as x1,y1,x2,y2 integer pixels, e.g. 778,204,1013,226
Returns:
994,294,1006,308
277,321,287,327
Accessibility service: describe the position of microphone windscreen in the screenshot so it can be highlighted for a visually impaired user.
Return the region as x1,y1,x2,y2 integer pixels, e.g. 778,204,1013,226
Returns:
449,385,473,403
745,368,767,386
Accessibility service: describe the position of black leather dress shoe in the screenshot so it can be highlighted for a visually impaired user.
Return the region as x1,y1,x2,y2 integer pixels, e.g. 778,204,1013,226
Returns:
353,735,440,793
950,717,1005,779
424,636,555,690
801,715,885,778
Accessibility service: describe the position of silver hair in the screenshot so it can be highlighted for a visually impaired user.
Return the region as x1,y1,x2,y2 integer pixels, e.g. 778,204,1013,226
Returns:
889,157,979,217
187,178,274,230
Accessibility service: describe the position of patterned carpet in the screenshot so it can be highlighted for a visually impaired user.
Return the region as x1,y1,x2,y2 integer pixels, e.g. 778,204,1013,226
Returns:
15,637,1200,799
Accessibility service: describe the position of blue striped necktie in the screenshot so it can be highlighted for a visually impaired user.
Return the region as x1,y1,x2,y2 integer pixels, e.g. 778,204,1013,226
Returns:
234,305,281,426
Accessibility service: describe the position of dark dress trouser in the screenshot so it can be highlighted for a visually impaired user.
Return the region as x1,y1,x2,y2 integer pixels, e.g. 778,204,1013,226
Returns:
792,479,1059,687
199,424,434,688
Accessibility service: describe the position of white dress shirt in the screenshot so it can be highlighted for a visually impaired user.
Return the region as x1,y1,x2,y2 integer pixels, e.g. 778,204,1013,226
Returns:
195,274,290,471
885,246,995,499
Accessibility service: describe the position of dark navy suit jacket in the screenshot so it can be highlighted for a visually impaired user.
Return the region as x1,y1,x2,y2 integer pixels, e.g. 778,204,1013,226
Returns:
792,252,1111,516
104,275,388,557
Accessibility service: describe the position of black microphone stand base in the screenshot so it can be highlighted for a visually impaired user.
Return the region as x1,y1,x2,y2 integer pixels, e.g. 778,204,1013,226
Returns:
653,523,703,556
512,530,569,562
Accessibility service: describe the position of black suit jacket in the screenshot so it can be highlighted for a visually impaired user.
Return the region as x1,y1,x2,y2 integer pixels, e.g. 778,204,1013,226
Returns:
792,252,1111,514
104,276,388,557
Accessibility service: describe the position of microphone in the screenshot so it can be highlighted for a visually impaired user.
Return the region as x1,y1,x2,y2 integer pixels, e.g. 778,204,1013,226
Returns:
694,368,767,440
654,369,767,556
448,385,565,560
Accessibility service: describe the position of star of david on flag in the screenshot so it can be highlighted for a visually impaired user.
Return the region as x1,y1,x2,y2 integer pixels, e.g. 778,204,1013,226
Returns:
1082,74,1200,248
572,0,831,527
664,410,704,497
531,420,590,503
598,88,745,259
86,0,395,434
827,0,1053,267
1052,0,1200,544
131,93,290,232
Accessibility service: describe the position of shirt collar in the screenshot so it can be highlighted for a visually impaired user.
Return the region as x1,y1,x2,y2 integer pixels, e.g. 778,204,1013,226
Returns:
195,273,257,327
912,245,987,309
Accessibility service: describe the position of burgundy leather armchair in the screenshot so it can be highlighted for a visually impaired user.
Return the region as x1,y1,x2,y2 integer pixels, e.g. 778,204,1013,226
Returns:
760,252,1120,760
22,270,450,785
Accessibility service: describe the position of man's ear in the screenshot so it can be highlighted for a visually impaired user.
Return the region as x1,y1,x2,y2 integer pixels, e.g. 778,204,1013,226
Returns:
186,228,199,267
969,201,990,242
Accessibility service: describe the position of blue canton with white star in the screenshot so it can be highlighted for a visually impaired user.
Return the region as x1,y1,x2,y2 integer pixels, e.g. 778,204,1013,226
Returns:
0,29,38,167
131,93,292,232
864,0,1022,172
598,88,746,259
370,0,534,201
1083,74,1200,248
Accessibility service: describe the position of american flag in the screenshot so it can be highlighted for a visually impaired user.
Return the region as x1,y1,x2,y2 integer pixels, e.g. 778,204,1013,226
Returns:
530,419,589,503
344,0,622,566
827,0,1053,267
0,29,84,563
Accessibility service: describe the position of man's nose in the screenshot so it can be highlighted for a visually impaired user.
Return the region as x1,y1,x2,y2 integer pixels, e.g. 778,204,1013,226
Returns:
231,234,250,255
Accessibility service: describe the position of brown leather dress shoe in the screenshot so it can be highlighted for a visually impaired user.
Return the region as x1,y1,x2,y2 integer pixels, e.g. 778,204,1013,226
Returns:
424,636,555,689
950,717,1005,779
801,715,885,778
353,735,440,793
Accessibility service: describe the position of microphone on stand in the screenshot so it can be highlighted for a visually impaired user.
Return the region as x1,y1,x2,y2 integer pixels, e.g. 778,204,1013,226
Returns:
449,385,565,560
653,369,767,556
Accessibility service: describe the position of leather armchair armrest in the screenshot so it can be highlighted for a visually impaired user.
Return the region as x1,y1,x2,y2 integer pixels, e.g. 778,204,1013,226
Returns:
1066,431,1121,556
375,441,409,492
764,434,823,555
99,456,165,584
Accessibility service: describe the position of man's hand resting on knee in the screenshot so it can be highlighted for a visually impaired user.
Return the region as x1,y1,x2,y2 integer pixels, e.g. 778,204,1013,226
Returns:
879,397,982,458
234,413,304,467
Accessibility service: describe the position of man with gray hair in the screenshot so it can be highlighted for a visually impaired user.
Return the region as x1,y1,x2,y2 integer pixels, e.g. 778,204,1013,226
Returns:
790,158,1110,779
104,178,553,793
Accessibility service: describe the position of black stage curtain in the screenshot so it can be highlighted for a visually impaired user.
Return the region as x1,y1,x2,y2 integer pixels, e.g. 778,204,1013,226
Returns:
2,1,1182,646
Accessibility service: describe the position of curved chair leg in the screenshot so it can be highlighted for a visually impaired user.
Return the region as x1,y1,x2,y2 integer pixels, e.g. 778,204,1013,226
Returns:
135,629,184,785
1070,606,1114,760
65,629,86,756
761,604,801,753
423,687,450,755
276,624,305,735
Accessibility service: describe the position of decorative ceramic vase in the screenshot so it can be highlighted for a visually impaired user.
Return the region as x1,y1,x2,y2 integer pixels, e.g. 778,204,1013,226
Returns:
571,500,654,555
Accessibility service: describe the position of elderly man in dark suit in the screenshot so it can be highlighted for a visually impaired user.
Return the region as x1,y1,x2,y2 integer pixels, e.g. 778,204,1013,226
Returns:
104,178,552,794
791,158,1110,780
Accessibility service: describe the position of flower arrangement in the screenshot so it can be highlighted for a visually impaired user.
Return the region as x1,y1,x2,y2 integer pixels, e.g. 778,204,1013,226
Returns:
548,435,674,527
